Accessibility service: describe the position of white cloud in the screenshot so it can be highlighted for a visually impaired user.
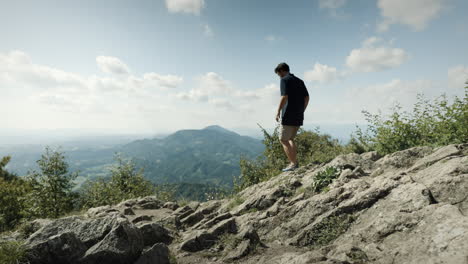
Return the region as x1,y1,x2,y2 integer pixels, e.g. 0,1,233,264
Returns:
346,37,409,72
0,50,86,90
96,56,131,75
165,0,205,15
377,0,447,32
319,0,347,9
304,63,342,83
143,73,183,88
209,98,234,109
0,50,182,116
448,65,468,90
203,24,214,37
176,73,277,112
308,79,438,124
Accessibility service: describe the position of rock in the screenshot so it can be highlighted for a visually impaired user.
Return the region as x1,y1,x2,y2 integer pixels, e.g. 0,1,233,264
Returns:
288,177,303,188
134,243,171,264
123,207,135,216
208,218,237,237
196,200,222,215
196,212,232,229
180,211,204,227
13,143,468,264
136,222,173,246
163,202,179,210
180,231,217,252
360,151,381,161
180,218,237,252
374,146,433,169
188,201,200,211
408,144,462,172
132,215,153,224
233,185,292,215
81,219,144,264
174,205,195,219
135,196,163,209
26,215,121,248
117,198,139,208
223,239,251,261
25,232,87,264
86,205,120,218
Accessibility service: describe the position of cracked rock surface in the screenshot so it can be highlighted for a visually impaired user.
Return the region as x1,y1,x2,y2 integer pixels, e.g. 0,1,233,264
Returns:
2,143,467,264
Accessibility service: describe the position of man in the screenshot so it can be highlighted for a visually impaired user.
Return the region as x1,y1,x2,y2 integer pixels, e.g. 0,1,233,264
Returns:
274,62,310,172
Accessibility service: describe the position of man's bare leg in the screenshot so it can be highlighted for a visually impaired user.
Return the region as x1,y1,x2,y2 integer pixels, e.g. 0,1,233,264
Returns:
280,139,294,164
289,139,298,165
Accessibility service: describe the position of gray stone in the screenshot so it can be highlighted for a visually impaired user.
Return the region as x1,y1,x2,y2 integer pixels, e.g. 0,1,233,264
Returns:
81,219,144,264
163,201,179,210
134,243,171,264
25,231,87,264
136,222,173,246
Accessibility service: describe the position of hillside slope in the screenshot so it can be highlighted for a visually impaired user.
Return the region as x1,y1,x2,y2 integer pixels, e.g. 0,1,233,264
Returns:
120,125,264,186
3,143,467,264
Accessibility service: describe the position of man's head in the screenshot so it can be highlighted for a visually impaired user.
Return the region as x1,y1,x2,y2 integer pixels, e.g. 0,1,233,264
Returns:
275,62,290,78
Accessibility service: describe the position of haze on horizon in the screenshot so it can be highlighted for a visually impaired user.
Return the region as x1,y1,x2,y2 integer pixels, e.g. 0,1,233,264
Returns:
1,0,467,140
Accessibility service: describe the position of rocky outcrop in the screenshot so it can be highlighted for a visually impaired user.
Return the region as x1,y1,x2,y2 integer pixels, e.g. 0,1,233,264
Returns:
3,143,467,264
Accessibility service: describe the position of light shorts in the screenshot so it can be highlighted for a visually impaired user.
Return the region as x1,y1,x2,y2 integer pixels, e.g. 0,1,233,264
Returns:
279,124,300,141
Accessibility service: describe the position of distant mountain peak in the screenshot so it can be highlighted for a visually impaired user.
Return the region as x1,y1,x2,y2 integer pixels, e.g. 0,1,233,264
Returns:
202,125,237,135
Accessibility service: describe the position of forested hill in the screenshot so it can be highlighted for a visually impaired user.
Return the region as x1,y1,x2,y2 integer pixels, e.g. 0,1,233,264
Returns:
0,125,265,191
117,125,264,187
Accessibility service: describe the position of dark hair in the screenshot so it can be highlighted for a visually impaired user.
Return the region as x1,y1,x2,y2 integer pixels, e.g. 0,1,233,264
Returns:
274,62,290,73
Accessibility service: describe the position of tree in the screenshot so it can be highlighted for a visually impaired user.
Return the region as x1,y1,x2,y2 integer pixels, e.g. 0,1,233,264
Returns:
0,156,30,231
26,146,77,218
0,156,17,181
79,152,156,208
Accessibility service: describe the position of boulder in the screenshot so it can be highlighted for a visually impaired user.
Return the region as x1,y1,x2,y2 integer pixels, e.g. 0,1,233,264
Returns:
25,232,87,264
136,222,173,246
134,243,171,264
81,219,144,264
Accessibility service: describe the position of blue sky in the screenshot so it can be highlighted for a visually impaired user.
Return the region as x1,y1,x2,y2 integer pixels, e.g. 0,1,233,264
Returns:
1,0,467,138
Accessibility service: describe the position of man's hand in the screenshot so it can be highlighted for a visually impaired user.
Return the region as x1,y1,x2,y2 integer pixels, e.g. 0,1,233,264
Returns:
275,111,280,122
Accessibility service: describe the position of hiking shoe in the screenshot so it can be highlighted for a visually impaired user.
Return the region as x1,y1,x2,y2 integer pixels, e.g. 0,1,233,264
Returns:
282,163,298,172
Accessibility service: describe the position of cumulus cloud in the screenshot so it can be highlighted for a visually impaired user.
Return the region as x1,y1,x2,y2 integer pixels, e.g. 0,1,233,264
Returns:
176,72,277,111
96,56,131,75
309,79,437,124
165,0,205,15
448,65,468,90
143,73,183,88
304,63,342,83
0,50,86,90
0,50,182,115
346,37,409,72
377,0,447,32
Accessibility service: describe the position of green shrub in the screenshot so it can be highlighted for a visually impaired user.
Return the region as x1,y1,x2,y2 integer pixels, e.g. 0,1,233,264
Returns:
311,166,341,193
79,152,158,208
349,87,467,155
0,156,32,232
303,214,356,248
0,240,27,264
235,124,349,192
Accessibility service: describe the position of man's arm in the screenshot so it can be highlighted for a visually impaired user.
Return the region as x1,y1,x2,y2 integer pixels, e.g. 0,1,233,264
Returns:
276,95,288,121
276,78,289,122
303,80,309,112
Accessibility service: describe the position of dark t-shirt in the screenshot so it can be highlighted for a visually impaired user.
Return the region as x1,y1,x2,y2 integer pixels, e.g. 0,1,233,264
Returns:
280,73,309,126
